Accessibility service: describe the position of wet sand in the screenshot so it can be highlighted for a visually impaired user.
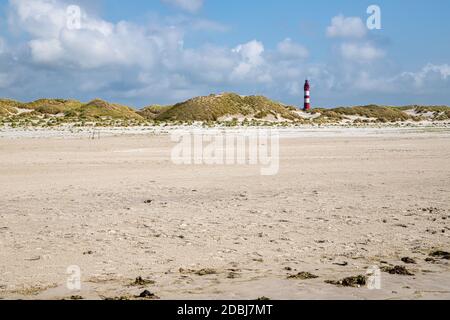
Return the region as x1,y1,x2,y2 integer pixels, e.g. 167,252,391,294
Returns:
0,128,449,300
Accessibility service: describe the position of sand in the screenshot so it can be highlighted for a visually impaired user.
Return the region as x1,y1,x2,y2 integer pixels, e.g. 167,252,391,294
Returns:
0,126,449,300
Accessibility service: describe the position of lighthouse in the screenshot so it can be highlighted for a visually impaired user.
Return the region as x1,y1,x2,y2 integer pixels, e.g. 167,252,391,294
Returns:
304,80,311,111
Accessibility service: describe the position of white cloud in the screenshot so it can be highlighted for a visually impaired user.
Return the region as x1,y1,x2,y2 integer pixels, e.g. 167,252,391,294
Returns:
28,38,64,63
340,42,385,62
233,40,264,66
176,45,235,83
231,40,271,82
327,15,367,39
5,0,276,101
162,0,204,13
8,0,66,38
325,15,385,64
397,63,450,89
9,0,183,69
318,61,450,99
277,38,309,60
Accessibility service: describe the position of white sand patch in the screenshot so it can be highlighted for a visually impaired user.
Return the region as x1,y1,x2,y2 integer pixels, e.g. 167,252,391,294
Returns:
15,108,34,115
404,109,438,119
217,114,247,122
342,115,377,122
404,109,420,117
293,110,321,119
218,113,292,122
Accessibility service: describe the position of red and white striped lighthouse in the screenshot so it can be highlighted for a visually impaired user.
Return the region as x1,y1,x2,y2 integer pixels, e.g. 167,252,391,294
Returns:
304,80,311,111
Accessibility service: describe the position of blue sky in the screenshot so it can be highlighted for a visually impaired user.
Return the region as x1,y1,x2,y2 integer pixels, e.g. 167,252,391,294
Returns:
0,0,449,108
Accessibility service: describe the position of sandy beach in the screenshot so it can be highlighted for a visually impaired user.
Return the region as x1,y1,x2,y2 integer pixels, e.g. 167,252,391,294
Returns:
0,126,449,300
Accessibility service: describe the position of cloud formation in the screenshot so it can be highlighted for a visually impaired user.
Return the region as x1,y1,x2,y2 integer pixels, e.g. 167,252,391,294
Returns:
0,1,449,107
397,63,450,91
3,0,309,104
326,15,385,64
327,15,367,39
339,42,385,62
162,0,204,13
10,0,175,69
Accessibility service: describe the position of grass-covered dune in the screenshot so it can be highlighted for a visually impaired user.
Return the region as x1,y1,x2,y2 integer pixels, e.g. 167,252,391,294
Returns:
137,105,172,120
152,93,300,122
1,95,450,127
328,106,411,121
312,104,450,123
23,99,143,120
0,99,22,116
314,105,415,123
0,98,144,127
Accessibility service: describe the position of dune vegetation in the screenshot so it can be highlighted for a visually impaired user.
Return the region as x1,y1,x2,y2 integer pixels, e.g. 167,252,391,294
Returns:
152,93,301,122
0,94,449,128
0,98,146,128
137,105,172,120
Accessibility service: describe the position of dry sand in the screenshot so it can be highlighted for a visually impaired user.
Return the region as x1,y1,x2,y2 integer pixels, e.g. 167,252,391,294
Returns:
0,127,449,300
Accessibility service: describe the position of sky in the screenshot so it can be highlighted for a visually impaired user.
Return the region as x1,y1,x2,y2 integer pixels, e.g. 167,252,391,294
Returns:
0,0,449,108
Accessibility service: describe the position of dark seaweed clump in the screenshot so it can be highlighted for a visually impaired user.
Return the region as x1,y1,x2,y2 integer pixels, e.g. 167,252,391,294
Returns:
287,272,319,280
325,275,367,287
381,265,414,276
